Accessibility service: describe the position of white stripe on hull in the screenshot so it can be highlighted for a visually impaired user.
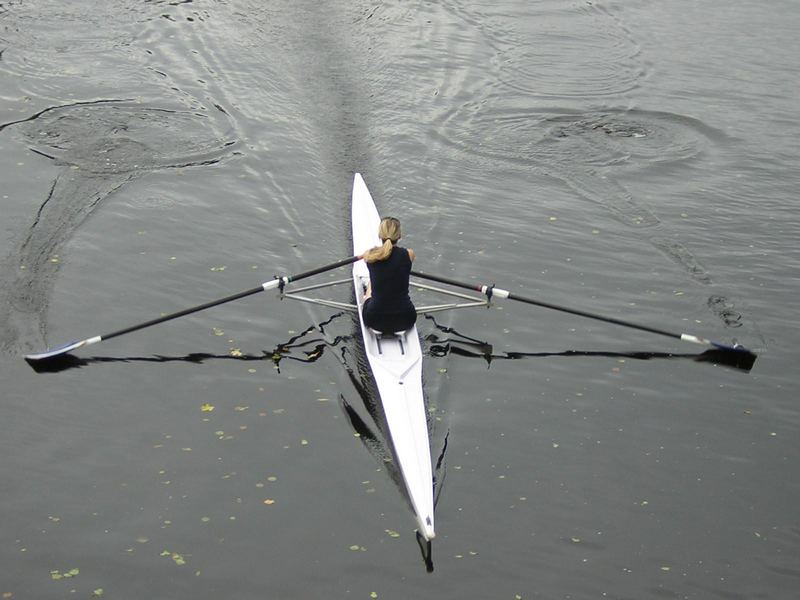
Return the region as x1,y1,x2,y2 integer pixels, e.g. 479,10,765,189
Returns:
351,173,435,541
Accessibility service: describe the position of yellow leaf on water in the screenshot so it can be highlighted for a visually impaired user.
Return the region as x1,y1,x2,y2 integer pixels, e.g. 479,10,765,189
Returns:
212,327,225,336
230,348,243,357
200,403,215,412
263,499,275,505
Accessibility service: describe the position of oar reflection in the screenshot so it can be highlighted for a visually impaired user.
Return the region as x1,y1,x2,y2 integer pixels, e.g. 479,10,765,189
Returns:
423,315,755,372
26,313,350,374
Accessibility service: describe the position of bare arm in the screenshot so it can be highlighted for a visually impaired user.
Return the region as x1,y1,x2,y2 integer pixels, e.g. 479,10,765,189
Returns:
408,248,415,262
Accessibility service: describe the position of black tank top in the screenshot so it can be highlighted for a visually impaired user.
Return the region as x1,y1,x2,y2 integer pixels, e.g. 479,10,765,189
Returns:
366,246,414,314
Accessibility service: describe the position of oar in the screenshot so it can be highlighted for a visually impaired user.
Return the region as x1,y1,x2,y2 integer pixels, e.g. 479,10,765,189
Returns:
25,256,359,363
411,270,757,371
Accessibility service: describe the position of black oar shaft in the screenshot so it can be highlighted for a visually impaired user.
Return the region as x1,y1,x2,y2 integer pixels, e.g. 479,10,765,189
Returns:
26,256,359,362
288,255,360,283
102,286,265,341
506,292,681,341
103,256,358,341
411,270,679,342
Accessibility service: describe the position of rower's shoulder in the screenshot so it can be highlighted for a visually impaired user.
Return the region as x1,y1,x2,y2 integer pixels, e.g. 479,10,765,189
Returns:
407,248,415,262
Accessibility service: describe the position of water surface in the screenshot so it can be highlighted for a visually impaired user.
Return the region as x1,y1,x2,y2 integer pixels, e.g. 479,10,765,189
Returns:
1,0,798,598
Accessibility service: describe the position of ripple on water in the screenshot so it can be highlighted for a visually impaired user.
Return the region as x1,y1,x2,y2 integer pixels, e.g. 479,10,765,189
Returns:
433,106,718,226
493,1,646,98
0,0,157,79
0,100,237,352
16,102,235,172
430,101,754,329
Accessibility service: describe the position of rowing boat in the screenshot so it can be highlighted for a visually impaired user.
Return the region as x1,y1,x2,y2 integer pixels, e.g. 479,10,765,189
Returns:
24,172,757,547
351,173,435,541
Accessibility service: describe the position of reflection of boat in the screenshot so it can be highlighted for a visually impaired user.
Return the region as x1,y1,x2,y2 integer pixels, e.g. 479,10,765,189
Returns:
350,173,435,541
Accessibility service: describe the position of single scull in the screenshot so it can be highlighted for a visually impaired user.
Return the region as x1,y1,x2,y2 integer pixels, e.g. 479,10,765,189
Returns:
351,173,435,541
24,172,757,547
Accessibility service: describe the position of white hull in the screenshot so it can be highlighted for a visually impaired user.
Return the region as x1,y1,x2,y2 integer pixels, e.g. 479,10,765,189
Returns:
351,173,435,541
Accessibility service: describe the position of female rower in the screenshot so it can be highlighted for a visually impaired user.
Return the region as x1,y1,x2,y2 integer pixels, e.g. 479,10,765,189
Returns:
360,217,417,333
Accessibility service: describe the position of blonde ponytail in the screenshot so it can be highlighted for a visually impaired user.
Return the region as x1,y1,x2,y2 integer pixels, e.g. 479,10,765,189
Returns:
363,238,394,263
363,217,402,263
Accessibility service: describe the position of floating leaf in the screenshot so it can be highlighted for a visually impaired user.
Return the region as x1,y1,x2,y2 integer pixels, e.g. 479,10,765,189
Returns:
200,403,215,412
92,589,104,597
210,266,226,272
212,327,225,336
370,593,378,599
385,529,400,538
263,499,275,505
230,348,243,357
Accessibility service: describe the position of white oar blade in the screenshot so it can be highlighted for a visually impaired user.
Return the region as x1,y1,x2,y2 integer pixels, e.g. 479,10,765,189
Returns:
24,336,101,361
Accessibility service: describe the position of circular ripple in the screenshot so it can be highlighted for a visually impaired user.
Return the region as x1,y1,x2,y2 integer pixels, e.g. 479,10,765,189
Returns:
540,110,717,166
496,3,645,98
17,103,233,174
